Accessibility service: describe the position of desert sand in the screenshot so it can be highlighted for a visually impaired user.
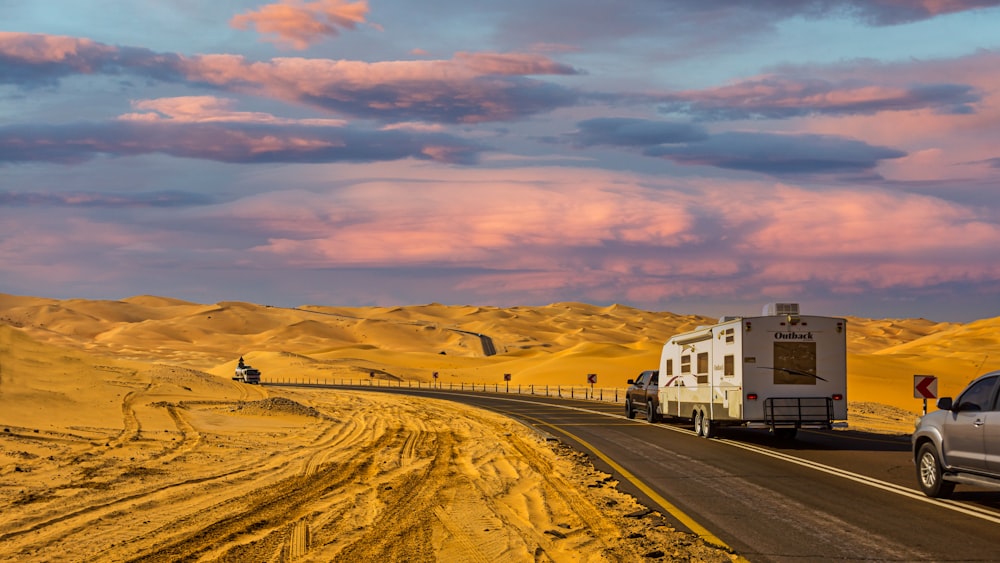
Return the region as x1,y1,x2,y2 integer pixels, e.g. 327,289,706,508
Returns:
2,294,998,561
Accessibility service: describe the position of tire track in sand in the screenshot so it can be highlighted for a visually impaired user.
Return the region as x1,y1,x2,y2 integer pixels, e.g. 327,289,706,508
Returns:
108,383,151,449
0,399,357,559
118,429,399,562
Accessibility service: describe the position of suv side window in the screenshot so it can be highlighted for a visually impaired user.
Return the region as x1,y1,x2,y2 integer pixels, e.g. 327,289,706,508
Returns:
649,371,658,386
634,372,646,386
956,375,999,411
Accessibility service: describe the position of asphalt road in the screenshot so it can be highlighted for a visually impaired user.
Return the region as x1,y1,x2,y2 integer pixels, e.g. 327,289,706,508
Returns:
274,384,1000,561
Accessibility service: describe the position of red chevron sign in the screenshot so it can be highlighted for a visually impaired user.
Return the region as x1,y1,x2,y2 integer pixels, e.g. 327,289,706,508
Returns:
914,375,938,399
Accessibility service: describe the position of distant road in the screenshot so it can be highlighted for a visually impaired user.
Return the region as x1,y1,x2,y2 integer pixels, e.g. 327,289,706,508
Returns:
289,307,497,356
272,383,1000,562
446,329,496,356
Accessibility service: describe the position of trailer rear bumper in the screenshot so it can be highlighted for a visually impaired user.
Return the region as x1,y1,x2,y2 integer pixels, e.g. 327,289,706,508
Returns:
761,397,838,430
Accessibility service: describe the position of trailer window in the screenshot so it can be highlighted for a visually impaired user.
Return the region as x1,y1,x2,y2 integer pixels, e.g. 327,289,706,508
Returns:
697,352,709,384
681,355,691,374
724,355,735,376
665,359,673,376
773,342,817,385
724,328,735,343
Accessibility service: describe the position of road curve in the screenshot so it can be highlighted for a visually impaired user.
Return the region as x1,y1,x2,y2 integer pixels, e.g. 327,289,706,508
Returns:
273,384,1000,562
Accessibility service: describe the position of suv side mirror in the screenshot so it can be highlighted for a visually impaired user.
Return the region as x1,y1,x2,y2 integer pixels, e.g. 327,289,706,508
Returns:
627,379,635,385
936,397,953,411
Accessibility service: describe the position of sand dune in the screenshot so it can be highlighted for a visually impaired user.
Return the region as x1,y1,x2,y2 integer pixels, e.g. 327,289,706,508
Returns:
3,293,999,560
4,294,996,409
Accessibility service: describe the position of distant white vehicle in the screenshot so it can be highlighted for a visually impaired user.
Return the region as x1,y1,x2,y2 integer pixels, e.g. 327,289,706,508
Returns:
233,356,261,384
657,303,847,439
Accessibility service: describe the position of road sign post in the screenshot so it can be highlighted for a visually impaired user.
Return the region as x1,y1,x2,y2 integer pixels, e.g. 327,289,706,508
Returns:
504,373,511,393
914,374,938,415
587,373,597,398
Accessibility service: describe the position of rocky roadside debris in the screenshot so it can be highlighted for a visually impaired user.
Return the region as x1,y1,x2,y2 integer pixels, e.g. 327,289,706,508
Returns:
546,440,736,562
229,397,325,418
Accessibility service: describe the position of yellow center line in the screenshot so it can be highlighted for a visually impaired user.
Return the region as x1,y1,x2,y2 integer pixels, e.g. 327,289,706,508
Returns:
493,407,746,560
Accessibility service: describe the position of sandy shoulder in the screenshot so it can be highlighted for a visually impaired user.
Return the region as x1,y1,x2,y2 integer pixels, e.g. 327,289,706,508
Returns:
1,372,733,562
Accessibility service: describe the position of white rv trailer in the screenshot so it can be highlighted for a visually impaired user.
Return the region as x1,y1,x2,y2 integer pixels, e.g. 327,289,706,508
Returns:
657,303,847,439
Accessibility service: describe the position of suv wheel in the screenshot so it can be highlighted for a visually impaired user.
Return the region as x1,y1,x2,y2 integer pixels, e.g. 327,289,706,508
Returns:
917,443,955,499
625,399,635,419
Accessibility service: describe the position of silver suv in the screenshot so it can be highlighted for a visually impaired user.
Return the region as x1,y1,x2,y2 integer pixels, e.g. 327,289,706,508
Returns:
912,370,1000,498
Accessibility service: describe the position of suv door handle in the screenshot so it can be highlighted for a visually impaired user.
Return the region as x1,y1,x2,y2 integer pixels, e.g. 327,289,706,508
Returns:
974,419,985,427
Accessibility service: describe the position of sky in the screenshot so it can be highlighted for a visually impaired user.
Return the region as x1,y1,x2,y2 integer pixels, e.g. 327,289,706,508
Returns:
2,1,1000,322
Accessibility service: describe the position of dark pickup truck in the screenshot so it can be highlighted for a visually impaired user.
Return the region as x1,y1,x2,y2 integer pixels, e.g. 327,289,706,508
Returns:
625,370,660,422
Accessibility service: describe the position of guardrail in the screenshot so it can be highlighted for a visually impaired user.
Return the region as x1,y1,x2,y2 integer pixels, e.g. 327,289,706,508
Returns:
262,378,626,404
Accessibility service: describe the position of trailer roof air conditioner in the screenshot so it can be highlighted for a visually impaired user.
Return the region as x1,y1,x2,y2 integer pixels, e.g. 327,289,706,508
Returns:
763,302,799,316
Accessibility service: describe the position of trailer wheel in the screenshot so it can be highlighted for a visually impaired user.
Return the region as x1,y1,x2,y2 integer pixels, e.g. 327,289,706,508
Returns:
625,399,635,419
696,410,714,439
646,400,659,423
692,410,701,435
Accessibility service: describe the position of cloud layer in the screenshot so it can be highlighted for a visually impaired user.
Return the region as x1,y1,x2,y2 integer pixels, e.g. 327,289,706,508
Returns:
2,2,1000,321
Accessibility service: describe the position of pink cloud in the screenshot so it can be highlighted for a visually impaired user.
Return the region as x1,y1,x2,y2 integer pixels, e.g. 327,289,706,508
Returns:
1,32,581,123
119,96,346,126
205,165,1000,302
0,113,480,165
231,0,371,50
886,0,997,17
453,52,581,76
660,74,978,120
233,168,695,268
173,52,579,122
0,31,114,64
179,51,577,87
736,184,998,255
778,51,1000,181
